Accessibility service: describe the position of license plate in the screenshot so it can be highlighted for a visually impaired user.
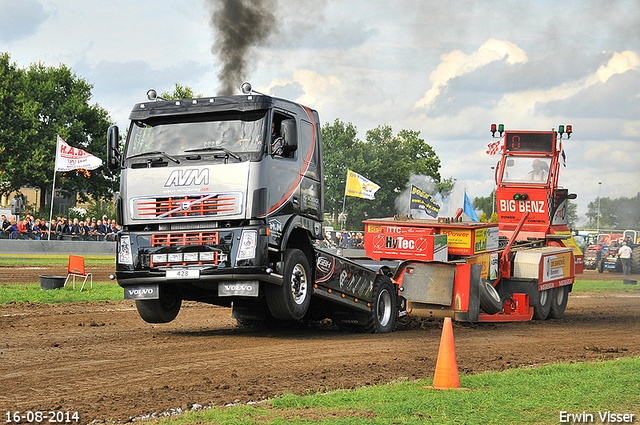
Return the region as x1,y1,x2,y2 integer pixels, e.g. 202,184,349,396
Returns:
166,269,200,279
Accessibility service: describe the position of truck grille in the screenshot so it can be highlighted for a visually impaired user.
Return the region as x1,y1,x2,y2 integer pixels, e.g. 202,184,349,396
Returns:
152,232,219,247
131,192,242,220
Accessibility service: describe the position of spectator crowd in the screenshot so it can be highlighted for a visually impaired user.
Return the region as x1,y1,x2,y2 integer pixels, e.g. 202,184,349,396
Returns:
1,213,120,241
318,229,365,249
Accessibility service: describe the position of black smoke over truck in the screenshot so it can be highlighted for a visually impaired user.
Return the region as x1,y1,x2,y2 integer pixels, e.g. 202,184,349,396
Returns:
107,84,580,332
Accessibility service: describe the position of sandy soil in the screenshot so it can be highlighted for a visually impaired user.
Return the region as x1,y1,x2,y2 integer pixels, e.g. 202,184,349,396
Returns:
0,267,639,424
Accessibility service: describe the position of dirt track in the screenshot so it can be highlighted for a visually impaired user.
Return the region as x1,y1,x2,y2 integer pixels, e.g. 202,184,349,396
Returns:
1,268,639,424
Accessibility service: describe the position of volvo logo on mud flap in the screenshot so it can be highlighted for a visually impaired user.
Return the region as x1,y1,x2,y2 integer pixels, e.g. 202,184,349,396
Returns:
124,285,159,300
164,169,209,187
218,281,260,297
129,288,154,295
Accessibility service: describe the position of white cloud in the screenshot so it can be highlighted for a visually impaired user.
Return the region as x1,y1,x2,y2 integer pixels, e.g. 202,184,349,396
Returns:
264,69,343,108
414,39,528,109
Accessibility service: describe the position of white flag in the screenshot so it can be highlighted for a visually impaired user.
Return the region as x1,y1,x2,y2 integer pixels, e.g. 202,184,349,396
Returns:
55,136,103,172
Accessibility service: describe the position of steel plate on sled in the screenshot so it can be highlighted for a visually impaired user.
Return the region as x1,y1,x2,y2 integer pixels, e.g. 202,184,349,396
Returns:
401,263,455,305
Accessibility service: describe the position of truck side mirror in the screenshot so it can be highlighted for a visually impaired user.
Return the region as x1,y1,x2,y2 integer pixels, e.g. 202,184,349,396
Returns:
107,125,120,171
280,119,297,154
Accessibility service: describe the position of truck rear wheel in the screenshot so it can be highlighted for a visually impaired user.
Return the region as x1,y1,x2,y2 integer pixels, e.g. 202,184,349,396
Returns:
135,290,182,323
361,275,396,333
532,288,552,320
479,278,502,315
548,285,569,319
266,249,311,321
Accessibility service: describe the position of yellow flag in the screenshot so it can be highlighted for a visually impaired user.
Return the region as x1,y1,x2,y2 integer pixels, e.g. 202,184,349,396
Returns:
345,169,381,200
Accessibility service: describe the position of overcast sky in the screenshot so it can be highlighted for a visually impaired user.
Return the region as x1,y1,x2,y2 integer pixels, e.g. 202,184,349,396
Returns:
1,0,639,225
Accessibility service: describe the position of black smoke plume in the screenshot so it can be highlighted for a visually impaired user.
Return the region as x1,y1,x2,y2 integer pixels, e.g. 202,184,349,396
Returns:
210,0,276,95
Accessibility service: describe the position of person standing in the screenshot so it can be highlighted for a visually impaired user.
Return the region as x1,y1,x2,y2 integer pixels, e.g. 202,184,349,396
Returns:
617,241,633,276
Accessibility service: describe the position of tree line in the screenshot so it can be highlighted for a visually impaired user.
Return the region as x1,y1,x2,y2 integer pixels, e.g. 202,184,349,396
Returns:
2,54,635,231
0,53,116,212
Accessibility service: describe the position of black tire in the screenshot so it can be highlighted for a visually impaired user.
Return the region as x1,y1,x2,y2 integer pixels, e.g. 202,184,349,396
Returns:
135,289,182,323
631,247,640,274
597,258,604,273
266,249,312,321
548,285,569,319
361,275,396,333
479,278,502,315
532,288,552,320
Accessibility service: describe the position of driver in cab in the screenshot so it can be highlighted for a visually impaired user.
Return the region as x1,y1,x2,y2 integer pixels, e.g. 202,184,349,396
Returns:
526,159,548,181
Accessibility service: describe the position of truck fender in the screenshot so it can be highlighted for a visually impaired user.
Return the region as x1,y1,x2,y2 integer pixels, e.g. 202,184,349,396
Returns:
279,215,322,253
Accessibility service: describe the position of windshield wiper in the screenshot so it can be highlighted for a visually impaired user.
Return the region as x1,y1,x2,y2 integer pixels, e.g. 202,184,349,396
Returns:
127,151,180,164
184,147,242,161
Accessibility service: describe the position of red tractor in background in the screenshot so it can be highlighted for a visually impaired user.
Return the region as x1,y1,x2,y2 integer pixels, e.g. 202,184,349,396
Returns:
595,230,640,274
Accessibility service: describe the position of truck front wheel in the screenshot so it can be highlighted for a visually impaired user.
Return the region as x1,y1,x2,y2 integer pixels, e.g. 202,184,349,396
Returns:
135,289,182,323
266,249,311,321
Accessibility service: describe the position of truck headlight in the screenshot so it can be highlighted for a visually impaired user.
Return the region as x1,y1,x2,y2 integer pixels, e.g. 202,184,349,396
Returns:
199,252,214,261
118,235,133,265
183,252,198,262
151,253,167,264
236,230,257,261
168,253,182,262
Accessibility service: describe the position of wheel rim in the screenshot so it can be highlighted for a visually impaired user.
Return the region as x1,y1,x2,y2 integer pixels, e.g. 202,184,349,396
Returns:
540,289,549,305
555,287,566,305
486,280,501,303
377,289,392,327
290,263,308,305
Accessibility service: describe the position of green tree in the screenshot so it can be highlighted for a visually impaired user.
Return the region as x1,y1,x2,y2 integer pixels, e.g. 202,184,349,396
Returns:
160,82,202,100
0,53,39,200
322,123,443,229
21,61,116,208
473,189,495,217
586,193,640,230
566,200,578,229
321,119,362,226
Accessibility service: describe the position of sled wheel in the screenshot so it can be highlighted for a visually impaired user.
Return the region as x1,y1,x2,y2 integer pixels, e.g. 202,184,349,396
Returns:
548,285,569,319
479,278,502,315
532,288,552,320
266,249,312,321
135,288,181,324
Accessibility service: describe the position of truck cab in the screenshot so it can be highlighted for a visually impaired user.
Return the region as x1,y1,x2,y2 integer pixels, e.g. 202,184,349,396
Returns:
107,84,324,323
493,128,583,273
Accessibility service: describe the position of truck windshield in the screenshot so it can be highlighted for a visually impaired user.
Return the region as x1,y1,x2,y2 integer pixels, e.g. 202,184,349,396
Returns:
126,111,267,161
501,156,551,184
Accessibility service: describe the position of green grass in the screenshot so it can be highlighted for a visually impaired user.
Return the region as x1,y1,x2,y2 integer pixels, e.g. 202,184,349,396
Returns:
144,357,640,424
0,281,123,304
572,279,640,292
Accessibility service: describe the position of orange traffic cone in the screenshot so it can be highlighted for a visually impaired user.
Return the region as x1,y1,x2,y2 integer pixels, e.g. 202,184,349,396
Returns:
430,317,464,390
